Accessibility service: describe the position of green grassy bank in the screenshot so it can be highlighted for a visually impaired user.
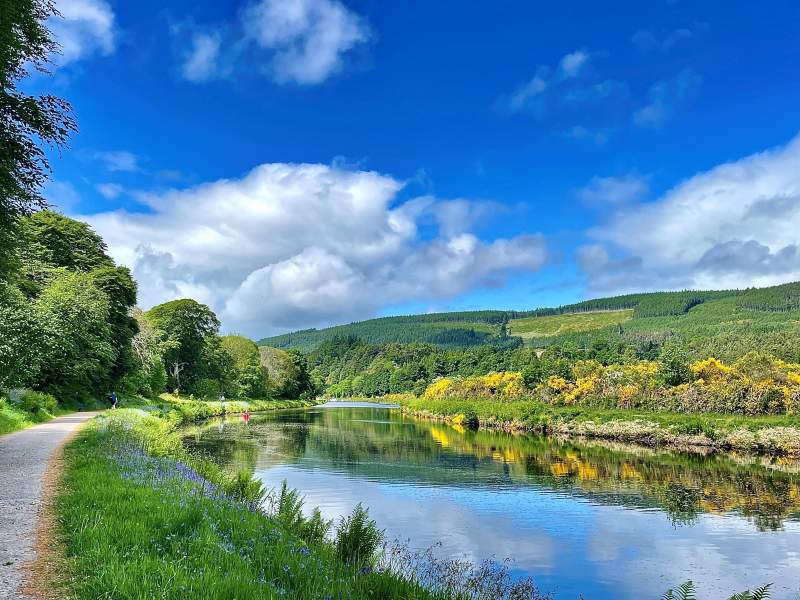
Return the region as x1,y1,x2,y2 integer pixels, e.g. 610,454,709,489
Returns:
395,396,800,456
54,404,549,600
0,390,82,435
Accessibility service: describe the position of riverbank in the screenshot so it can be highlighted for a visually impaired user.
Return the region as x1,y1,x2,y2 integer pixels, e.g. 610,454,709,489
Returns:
138,393,316,423
393,395,800,455
52,404,547,600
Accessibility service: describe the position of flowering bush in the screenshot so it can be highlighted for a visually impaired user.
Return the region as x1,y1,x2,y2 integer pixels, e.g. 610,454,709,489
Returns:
420,353,800,416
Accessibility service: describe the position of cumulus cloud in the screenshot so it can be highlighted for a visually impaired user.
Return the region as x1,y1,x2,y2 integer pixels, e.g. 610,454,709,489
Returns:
578,174,649,207
50,0,116,65
82,163,547,336
174,0,372,85
634,68,702,127
586,133,800,291
429,199,503,237
243,0,371,84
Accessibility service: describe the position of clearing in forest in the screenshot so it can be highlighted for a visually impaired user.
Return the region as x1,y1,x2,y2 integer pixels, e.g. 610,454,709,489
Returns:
508,309,634,339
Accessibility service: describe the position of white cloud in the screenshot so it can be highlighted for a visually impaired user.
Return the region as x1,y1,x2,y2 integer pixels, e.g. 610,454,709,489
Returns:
587,133,800,291
96,183,124,199
504,50,632,138
82,163,547,337
634,68,702,127
50,0,116,65
507,49,594,114
559,50,589,77
94,150,141,172
578,174,649,207
181,31,223,82
243,0,371,85
430,199,502,238
175,0,372,85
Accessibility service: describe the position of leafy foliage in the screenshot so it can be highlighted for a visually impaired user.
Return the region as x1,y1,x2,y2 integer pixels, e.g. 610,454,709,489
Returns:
34,271,115,400
147,299,220,393
220,334,271,398
0,0,76,279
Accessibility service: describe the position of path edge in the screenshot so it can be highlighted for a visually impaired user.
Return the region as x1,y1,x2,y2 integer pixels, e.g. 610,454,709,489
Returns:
19,417,94,600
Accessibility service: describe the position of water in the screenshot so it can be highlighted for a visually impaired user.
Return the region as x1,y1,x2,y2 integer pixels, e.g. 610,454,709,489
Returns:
182,403,800,599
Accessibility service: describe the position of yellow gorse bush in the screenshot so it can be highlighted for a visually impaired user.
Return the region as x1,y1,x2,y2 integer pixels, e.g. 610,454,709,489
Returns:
419,352,800,415
425,372,525,400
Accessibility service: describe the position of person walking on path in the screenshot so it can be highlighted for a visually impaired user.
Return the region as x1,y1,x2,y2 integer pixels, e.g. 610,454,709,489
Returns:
109,391,118,409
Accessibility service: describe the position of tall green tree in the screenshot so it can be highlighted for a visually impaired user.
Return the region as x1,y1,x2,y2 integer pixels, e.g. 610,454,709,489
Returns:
280,349,318,400
221,335,271,398
146,299,220,394
19,210,113,273
91,266,138,382
0,281,45,388
35,271,114,400
1,0,76,279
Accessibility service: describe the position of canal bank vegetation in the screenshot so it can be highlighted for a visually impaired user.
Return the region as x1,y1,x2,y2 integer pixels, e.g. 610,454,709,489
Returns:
306,336,800,454
56,408,551,600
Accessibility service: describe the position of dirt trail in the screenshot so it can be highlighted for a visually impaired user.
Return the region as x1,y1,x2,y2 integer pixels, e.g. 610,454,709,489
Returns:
0,413,97,599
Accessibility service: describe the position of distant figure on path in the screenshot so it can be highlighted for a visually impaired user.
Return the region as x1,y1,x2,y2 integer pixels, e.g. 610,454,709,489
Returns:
110,391,118,409
243,410,251,424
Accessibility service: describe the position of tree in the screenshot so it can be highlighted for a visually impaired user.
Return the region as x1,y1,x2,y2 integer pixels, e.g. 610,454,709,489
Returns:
658,341,692,387
91,266,138,382
280,350,318,399
146,299,220,394
126,308,167,396
19,210,113,273
35,271,114,400
221,335,270,399
0,282,45,388
1,0,76,279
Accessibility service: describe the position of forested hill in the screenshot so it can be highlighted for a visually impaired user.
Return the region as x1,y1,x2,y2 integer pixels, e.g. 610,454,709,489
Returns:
258,281,800,354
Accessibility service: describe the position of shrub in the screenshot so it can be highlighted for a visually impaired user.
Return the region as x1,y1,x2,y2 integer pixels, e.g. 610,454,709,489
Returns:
335,503,384,567
658,342,692,386
10,389,58,419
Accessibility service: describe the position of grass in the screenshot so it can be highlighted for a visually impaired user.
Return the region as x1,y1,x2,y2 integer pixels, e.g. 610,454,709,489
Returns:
0,397,72,435
396,396,800,455
0,400,39,434
55,408,549,600
508,309,633,340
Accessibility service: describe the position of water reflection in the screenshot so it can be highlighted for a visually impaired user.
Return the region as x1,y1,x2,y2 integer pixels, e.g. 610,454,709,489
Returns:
182,405,800,599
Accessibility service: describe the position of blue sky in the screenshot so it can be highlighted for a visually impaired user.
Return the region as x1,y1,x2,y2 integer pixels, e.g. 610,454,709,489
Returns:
39,0,800,336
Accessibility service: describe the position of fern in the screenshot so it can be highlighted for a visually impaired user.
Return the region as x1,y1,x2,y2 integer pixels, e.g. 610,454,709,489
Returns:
662,581,697,600
664,582,772,600
727,584,772,600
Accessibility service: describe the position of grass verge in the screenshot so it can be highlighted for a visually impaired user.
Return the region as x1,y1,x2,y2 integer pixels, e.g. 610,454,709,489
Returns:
54,407,549,599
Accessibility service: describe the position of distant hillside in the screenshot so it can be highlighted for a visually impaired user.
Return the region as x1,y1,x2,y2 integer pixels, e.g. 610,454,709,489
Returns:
258,282,800,360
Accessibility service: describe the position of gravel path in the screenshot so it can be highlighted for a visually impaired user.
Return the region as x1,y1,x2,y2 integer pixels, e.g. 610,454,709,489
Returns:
0,413,97,600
